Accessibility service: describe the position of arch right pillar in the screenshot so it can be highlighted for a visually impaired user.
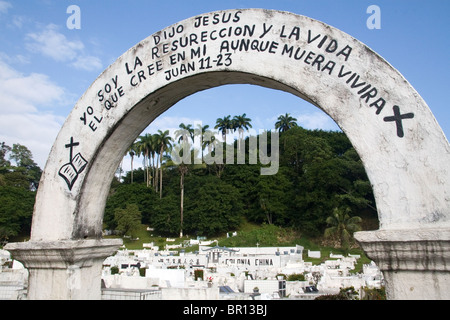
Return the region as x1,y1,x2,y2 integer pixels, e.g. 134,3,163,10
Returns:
355,228,450,299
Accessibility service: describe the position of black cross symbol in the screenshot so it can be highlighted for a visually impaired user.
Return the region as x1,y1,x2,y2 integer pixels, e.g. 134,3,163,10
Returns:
383,105,414,138
65,137,80,161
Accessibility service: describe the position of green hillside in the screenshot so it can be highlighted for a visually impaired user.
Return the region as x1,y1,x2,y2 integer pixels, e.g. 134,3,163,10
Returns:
2,120,378,262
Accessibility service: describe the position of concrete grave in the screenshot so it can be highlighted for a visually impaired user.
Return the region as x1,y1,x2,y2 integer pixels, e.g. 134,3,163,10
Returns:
5,9,450,299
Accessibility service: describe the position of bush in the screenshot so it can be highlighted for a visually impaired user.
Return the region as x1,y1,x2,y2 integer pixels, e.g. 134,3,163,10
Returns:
194,269,204,281
219,224,281,247
110,266,119,275
362,287,386,300
287,273,305,281
315,286,359,300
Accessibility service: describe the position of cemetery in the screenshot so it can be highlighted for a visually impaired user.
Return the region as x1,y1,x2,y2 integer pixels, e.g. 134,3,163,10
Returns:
1,242,383,300
99,242,383,300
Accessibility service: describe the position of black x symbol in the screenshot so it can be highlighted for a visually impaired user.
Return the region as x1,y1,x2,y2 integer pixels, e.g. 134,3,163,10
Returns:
383,106,414,138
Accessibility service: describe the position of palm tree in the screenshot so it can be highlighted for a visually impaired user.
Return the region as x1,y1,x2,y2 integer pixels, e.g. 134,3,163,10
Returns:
233,113,252,150
155,130,173,198
127,142,138,183
167,144,203,238
233,113,252,138
179,159,188,238
215,115,233,143
204,131,218,154
195,123,212,160
136,133,154,187
324,207,362,252
275,113,298,132
169,143,190,238
152,133,160,190
175,123,194,143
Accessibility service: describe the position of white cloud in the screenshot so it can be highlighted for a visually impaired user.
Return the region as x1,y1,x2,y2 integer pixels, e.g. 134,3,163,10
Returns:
0,58,65,114
296,112,340,131
0,113,64,168
3,53,30,65
25,24,102,71
11,15,25,28
0,1,12,14
71,55,103,71
26,24,83,62
0,56,66,168
147,116,202,134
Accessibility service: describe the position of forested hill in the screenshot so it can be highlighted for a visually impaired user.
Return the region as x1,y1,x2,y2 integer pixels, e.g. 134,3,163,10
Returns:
0,142,41,244
0,123,378,246
105,126,378,240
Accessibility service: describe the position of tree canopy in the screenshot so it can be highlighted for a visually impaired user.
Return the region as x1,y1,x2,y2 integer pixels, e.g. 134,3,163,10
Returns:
0,142,40,243
106,121,378,239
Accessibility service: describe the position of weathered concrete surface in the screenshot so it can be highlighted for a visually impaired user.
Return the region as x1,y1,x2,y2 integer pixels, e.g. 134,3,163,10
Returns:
4,239,122,299
355,229,450,299
5,9,450,299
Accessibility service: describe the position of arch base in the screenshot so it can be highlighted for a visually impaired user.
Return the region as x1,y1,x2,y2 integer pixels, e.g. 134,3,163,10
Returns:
355,228,450,299
4,239,122,300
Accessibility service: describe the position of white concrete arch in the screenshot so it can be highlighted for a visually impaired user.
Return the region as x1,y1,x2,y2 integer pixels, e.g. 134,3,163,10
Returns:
6,9,450,299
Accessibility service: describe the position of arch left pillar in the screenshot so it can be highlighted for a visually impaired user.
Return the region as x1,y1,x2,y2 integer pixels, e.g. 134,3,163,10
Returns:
5,239,121,300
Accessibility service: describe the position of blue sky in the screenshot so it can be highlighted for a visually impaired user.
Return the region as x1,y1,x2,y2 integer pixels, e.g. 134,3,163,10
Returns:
0,0,448,169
